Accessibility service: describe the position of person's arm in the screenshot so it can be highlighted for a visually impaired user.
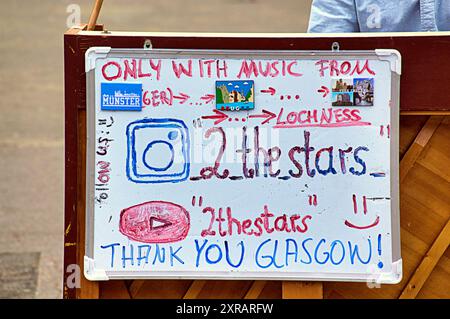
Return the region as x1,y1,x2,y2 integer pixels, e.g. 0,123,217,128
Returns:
308,0,360,33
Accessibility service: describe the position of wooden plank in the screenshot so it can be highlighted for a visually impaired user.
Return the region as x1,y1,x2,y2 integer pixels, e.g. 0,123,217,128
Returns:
128,280,146,299
399,115,430,159
282,282,323,299
400,116,443,183
63,29,81,300
244,281,267,299
416,118,450,183
100,281,131,299
183,280,207,299
402,164,450,224
399,218,450,299
416,252,450,298
132,280,191,299
196,281,253,299
401,111,450,116
258,281,282,299
76,110,99,299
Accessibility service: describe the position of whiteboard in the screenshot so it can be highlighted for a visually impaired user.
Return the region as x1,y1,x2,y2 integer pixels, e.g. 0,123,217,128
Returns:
85,48,402,283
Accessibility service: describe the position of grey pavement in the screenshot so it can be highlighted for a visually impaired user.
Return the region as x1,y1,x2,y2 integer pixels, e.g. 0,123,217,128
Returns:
0,0,311,298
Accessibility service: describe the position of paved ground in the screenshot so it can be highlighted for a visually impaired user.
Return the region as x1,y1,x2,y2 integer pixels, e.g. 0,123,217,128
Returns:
0,0,311,298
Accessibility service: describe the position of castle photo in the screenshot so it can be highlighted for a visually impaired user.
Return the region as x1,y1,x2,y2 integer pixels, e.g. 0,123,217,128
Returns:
216,80,255,111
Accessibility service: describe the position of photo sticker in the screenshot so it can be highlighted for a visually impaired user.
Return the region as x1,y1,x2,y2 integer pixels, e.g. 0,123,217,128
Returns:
332,78,354,92
331,78,374,107
332,92,354,107
353,78,374,106
101,82,142,111
216,80,254,111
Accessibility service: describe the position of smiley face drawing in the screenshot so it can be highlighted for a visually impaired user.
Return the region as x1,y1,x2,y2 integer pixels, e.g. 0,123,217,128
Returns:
344,194,380,229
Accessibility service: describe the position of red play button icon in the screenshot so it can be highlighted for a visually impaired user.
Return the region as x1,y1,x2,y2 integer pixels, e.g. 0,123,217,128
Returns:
119,201,190,243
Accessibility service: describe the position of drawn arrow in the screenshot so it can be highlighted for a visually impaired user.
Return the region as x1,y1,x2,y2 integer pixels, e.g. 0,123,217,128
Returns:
260,87,276,96
249,109,277,125
317,86,329,98
173,92,190,104
201,109,229,125
200,94,215,104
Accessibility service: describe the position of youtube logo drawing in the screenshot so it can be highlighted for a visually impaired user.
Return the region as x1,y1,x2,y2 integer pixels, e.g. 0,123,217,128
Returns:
119,201,190,244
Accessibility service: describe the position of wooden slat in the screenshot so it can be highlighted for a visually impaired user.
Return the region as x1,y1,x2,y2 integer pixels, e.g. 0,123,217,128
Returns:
183,280,207,299
196,281,253,299
399,218,450,299
399,115,430,158
258,281,282,299
244,281,267,299
132,280,191,299
416,248,450,298
416,119,450,183
400,116,444,183
401,166,450,240
128,280,146,299
401,111,450,116
77,110,100,299
282,282,323,299
100,281,131,299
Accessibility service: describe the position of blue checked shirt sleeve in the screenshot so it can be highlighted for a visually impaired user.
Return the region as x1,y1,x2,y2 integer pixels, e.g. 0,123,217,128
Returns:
308,0,360,32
